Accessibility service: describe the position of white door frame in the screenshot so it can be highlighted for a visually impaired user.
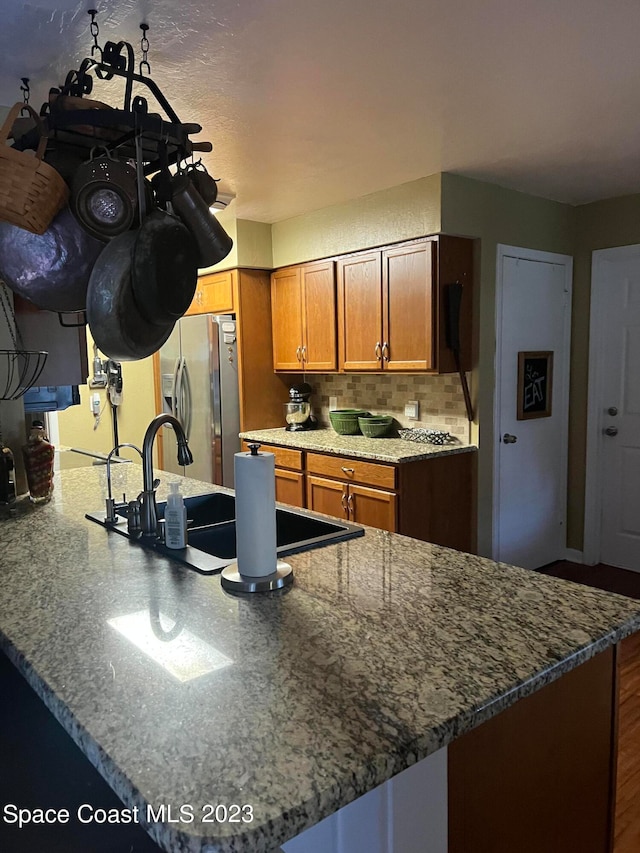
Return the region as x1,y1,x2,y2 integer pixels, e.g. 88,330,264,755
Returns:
584,244,640,565
493,244,573,562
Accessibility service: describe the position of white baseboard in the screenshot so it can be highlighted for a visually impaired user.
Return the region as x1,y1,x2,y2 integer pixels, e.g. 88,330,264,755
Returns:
565,548,584,564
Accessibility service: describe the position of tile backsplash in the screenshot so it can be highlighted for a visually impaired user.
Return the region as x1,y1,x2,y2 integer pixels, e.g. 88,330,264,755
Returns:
308,373,470,441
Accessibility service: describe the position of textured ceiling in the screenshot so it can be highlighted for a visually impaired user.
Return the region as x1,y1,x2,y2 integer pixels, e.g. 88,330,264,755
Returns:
2,0,640,222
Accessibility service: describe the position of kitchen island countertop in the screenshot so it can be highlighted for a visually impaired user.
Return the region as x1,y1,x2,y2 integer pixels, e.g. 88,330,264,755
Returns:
239,427,476,463
1,464,640,852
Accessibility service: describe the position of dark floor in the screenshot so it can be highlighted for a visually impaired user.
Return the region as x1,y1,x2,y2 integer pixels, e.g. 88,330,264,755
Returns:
0,652,161,853
539,561,640,600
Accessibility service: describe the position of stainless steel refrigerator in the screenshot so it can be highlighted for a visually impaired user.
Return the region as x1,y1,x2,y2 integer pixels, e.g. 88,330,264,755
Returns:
159,314,240,487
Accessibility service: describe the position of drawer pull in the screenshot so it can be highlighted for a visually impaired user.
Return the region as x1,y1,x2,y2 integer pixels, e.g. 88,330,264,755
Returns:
382,341,390,362
375,341,382,361
296,346,302,362
341,466,355,474
341,492,348,512
347,493,354,517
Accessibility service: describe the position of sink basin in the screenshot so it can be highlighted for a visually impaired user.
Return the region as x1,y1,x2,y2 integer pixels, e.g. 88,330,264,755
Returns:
187,509,359,560
86,491,364,575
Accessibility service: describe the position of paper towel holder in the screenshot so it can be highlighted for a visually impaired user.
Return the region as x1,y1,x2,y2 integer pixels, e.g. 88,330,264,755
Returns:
220,560,294,594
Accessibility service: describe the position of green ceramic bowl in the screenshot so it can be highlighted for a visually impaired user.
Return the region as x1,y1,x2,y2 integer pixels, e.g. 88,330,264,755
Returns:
358,415,393,438
329,409,370,435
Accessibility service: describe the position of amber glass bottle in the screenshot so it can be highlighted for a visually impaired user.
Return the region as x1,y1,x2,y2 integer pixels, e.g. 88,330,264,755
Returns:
22,420,54,504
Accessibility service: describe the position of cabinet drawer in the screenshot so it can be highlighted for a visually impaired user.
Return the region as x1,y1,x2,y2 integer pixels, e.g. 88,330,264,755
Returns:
306,452,396,489
242,442,303,471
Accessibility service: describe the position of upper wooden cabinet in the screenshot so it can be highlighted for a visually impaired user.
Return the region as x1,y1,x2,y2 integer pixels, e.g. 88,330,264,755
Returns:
186,270,234,316
271,260,337,371
337,235,473,373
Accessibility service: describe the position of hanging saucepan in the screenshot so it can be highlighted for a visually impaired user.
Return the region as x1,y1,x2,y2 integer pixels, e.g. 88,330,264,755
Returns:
170,171,233,268
70,147,139,242
86,211,199,360
0,206,104,312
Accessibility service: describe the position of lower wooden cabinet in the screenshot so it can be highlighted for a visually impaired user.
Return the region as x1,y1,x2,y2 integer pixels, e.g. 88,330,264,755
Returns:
449,648,615,853
242,441,306,508
242,440,475,551
306,474,397,532
275,468,305,508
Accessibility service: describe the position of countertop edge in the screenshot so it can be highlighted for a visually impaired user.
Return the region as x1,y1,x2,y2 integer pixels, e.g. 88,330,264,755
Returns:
239,428,477,464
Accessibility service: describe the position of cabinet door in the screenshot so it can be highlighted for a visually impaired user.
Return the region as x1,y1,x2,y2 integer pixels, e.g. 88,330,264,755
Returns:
186,272,234,316
200,271,235,314
306,475,347,520
337,253,383,371
271,267,304,370
275,468,306,508
383,241,435,371
301,261,337,370
349,484,397,532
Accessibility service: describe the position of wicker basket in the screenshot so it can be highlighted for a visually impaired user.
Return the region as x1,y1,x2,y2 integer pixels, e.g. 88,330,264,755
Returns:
0,103,69,235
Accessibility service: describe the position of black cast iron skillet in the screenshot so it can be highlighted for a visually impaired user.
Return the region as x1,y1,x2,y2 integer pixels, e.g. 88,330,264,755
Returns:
86,210,198,360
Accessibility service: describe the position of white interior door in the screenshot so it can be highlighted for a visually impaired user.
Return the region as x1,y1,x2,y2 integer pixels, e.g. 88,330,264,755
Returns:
494,247,572,569
587,249,640,571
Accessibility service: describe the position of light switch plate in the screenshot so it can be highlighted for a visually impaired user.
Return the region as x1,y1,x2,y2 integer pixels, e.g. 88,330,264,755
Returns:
405,400,419,420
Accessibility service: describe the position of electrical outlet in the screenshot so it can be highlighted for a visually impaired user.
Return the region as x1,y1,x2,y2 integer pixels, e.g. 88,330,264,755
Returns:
329,396,338,411
405,400,419,420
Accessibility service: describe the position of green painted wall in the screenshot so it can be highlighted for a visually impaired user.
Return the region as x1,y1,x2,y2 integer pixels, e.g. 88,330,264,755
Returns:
271,174,442,267
441,174,575,556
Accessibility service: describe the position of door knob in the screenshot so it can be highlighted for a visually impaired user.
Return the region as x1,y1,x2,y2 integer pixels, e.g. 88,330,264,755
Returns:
604,426,618,436
502,433,518,444
608,407,618,416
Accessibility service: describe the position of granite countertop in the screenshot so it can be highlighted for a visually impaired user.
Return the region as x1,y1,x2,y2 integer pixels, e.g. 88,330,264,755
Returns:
1,465,640,853
239,427,477,463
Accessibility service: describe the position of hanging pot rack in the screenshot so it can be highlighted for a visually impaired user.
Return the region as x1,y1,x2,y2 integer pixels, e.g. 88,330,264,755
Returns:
36,38,212,177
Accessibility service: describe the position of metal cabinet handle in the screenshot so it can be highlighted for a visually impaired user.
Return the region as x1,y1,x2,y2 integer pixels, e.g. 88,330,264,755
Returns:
301,345,307,362
502,433,518,444
341,492,348,513
341,466,355,474
296,346,302,362
604,426,618,436
382,341,390,362
375,342,382,361
347,493,354,517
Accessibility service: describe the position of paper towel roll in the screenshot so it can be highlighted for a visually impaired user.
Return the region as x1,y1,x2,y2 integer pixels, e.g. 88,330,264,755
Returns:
234,448,277,578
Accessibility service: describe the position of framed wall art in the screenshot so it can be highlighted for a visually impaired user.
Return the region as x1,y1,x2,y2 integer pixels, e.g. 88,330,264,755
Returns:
517,351,553,420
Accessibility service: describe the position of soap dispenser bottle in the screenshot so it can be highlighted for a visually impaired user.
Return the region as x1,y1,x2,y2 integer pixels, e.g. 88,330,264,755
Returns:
164,482,187,549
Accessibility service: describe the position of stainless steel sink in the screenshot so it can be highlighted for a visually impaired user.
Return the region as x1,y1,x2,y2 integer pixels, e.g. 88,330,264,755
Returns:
86,492,364,574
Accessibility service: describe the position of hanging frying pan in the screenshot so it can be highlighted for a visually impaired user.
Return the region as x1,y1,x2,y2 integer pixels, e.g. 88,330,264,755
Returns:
86,211,198,360
131,209,199,326
0,206,104,312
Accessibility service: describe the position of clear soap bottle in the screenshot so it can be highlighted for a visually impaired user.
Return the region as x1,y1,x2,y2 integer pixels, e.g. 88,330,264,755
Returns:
164,481,187,549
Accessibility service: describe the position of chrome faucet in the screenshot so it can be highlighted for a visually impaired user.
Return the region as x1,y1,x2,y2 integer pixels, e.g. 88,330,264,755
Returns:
104,443,143,523
140,414,193,539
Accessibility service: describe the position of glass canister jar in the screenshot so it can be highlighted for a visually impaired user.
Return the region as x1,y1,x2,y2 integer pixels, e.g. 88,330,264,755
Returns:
22,420,54,504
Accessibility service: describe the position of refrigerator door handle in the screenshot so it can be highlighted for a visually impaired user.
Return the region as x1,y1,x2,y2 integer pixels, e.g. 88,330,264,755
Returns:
182,358,193,440
175,357,185,424
171,358,181,420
